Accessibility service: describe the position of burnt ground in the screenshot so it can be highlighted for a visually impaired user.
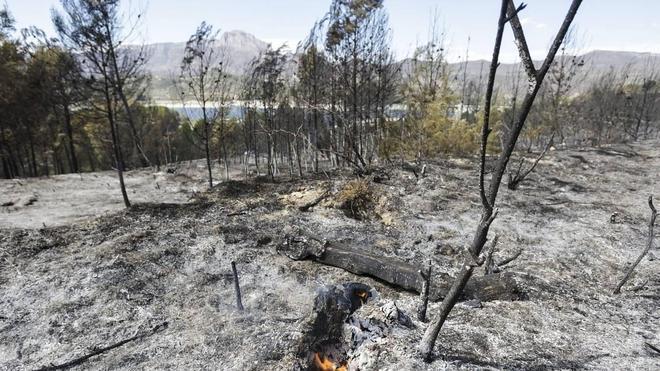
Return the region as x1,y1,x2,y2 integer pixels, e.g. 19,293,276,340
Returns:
0,141,659,370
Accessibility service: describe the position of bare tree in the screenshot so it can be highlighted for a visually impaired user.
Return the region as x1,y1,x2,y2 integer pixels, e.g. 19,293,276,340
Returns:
244,46,287,181
297,22,329,173
19,27,86,174
177,22,231,187
323,0,395,171
419,0,583,361
628,60,659,141
53,0,148,207
544,27,585,145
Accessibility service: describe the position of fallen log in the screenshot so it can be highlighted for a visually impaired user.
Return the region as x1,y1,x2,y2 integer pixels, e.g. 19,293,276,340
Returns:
277,234,525,302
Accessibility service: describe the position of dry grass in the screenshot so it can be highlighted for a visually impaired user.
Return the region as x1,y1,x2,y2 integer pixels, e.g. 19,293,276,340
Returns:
336,179,375,220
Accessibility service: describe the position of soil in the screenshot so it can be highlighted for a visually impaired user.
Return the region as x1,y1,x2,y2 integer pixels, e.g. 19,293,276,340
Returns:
1,141,659,370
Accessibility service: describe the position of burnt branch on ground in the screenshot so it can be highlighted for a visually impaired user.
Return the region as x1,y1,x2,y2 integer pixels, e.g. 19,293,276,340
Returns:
613,196,657,294
507,134,554,190
298,189,331,212
497,249,523,268
36,322,169,371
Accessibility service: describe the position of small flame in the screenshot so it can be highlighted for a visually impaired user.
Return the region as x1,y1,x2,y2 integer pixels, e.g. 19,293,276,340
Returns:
355,289,369,304
313,352,348,371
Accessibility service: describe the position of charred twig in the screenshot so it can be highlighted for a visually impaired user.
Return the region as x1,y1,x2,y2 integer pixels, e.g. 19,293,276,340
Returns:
298,190,331,212
508,134,554,190
646,342,660,356
614,196,657,294
497,249,523,268
504,2,527,24
227,210,248,217
37,322,168,371
417,261,432,322
231,261,244,310
402,162,420,179
630,279,649,292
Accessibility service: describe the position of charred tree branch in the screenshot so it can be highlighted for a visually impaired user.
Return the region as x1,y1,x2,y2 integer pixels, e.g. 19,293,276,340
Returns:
497,249,523,268
37,322,168,371
419,0,583,361
299,189,331,212
484,235,499,275
277,235,525,302
506,1,536,84
613,196,657,294
646,342,660,355
508,134,554,190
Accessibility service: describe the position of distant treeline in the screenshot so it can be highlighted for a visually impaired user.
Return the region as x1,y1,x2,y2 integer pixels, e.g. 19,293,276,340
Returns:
1,1,658,184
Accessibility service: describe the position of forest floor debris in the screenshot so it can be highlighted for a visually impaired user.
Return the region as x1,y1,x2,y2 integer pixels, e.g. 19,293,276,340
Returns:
1,141,659,370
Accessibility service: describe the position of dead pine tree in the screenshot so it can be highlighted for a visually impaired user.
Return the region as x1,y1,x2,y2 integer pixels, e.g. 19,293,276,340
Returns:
53,0,148,208
177,22,230,188
419,0,583,361
613,196,657,294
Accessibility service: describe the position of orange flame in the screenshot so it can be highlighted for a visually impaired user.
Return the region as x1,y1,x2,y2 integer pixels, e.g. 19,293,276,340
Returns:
313,352,348,371
355,289,369,304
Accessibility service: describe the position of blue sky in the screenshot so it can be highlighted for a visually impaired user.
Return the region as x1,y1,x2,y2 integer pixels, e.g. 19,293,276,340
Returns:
5,0,660,62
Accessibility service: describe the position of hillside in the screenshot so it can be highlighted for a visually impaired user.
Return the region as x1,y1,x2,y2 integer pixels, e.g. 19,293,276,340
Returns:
401,50,660,96
1,141,659,370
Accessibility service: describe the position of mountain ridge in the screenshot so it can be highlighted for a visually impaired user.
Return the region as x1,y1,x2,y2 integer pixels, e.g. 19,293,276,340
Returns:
141,30,660,99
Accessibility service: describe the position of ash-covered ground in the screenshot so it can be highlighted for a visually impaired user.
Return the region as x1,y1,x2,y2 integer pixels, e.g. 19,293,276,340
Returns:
1,142,659,370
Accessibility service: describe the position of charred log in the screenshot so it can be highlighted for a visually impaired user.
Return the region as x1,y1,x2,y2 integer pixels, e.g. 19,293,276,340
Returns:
278,234,526,302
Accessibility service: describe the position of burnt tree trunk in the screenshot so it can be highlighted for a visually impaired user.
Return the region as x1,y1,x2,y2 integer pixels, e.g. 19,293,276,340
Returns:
419,0,583,360
278,234,525,302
